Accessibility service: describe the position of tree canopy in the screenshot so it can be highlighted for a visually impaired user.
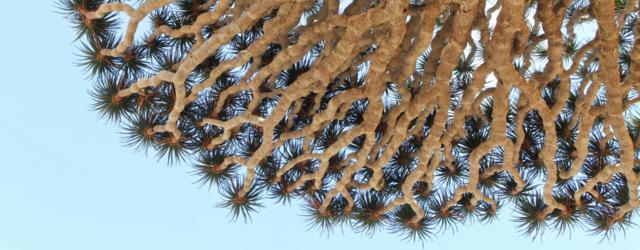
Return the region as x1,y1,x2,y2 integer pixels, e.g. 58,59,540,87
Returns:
60,0,640,241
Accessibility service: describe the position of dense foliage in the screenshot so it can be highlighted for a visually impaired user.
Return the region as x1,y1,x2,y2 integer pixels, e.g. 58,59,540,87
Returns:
60,0,640,242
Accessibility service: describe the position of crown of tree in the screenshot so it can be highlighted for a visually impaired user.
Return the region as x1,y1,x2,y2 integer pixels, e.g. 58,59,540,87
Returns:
60,0,640,241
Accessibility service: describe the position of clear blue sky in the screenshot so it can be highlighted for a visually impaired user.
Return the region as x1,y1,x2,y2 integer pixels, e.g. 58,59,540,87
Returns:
0,1,637,250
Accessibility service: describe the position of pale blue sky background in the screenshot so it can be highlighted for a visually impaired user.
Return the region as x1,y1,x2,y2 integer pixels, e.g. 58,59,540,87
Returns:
0,1,638,250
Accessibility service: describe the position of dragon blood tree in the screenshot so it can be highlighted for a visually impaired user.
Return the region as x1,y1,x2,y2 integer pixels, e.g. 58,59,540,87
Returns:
60,0,640,241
